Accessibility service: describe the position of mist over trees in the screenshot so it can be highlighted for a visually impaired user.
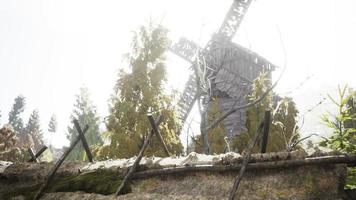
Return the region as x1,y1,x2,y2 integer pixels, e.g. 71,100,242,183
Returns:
8,95,25,134
24,110,43,151
48,114,57,134
0,22,353,169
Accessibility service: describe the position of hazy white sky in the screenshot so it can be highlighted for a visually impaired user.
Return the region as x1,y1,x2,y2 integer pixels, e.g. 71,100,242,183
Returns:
0,0,356,148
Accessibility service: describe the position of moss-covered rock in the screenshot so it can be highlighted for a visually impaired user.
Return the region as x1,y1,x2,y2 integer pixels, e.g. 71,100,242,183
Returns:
2,169,130,200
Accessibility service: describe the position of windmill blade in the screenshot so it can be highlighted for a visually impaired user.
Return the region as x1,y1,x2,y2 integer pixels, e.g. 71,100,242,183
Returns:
169,37,202,63
217,0,253,40
177,73,199,126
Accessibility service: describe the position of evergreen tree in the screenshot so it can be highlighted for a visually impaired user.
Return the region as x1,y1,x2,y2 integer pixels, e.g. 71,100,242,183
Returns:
233,73,300,153
66,87,103,161
268,96,300,151
48,114,57,133
320,85,356,189
321,85,356,153
8,95,25,133
25,110,43,151
194,99,227,154
95,23,183,159
47,114,58,155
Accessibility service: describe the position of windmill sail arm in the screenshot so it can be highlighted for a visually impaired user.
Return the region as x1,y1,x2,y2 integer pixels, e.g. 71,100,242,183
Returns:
169,38,202,63
217,0,253,40
177,73,199,127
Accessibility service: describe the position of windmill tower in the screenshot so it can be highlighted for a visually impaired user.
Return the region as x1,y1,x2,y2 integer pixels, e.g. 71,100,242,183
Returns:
170,0,277,140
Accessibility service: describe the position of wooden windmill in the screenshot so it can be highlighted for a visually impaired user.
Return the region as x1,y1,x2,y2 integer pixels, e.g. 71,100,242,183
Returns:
170,0,277,140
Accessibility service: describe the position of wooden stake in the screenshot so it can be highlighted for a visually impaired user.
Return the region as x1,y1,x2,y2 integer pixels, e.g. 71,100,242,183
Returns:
73,119,94,162
33,125,89,200
28,146,48,162
229,121,264,200
27,148,38,163
148,115,171,156
115,115,163,196
261,111,271,153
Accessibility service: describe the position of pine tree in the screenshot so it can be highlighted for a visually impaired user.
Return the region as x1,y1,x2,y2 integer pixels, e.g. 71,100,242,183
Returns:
320,85,356,189
321,85,356,153
25,110,43,151
66,87,103,161
48,114,57,133
47,114,57,156
268,96,299,151
95,23,183,159
8,95,25,133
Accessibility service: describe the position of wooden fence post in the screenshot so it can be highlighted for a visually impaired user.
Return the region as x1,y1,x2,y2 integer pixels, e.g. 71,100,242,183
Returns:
28,146,48,162
261,111,271,153
27,148,38,163
115,114,163,195
73,119,94,162
228,121,264,200
148,115,171,156
33,125,89,200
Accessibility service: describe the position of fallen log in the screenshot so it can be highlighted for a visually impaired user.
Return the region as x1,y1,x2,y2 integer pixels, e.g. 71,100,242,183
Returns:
130,154,356,180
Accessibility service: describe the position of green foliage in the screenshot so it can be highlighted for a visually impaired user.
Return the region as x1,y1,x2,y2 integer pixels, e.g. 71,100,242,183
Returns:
48,170,129,195
194,99,227,154
38,148,53,162
2,169,129,200
66,87,103,161
320,85,356,153
232,73,299,153
233,73,273,153
192,73,300,154
320,85,356,189
0,125,17,151
0,147,30,162
269,97,300,151
96,23,182,159
8,95,25,133
346,168,356,189
24,110,43,151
